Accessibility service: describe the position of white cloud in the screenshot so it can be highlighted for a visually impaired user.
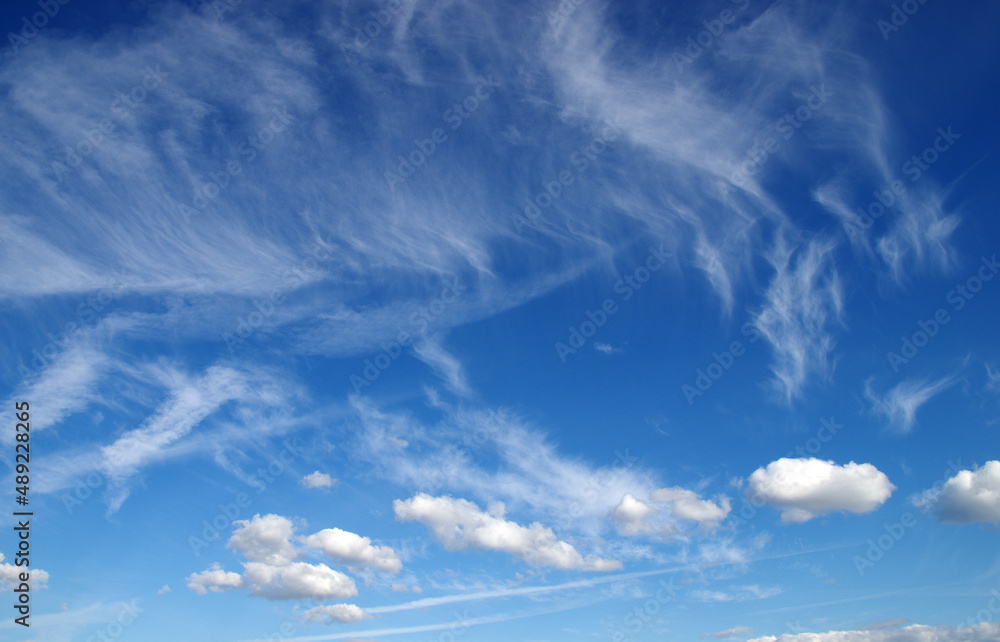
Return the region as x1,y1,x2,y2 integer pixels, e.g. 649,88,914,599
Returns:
752,236,843,402
748,622,1000,642
100,364,252,511
157,584,171,595
352,401,658,537
301,528,402,573
394,493,621,571
242,561,356,601
187,514,403,602
594,342,623,355
301,471,337,489
3,344,108,434
747,458,894,523
0,553,49,591
693,585,781,603
703,626,754,639
865,376,955,433
412,336,471,397
301,604,372,624
610,488,730,536
229,514,299,566
390,583,409,592
609,493,661,536
186,563,244,595
650,487,731,527
917,461,1000,524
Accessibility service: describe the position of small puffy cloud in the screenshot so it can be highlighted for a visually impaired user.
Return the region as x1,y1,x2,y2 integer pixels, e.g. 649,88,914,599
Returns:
390,583,409,592
650,487,731,527
242,562,356,601
748,622,1000,642
747,458,894,523
702,626,754,639
411,585,423,593
394,493,621,571
301,471,337,489
610,488,729,536
301,528,402,573
594,343,623,355
301,604,372,624
186,564,244,595
0,553,49,590
610,493,661,536
157,585,171,595
228,514,299,566
917,461,1000,524
186,513,395,602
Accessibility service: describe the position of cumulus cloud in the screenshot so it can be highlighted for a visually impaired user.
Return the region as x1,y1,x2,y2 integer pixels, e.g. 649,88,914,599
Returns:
301,471,337,489
747,458,894,523
916,461,1000,524
609,493,662,536
748,622,1000,642
228,514,299,566
394,493,621,571
301,604,372,624
242,561,356,601
610,488,730,536
650,487,731,527
301,528,402,573
0,553,49,591
188,513,400,603
186,563,244,595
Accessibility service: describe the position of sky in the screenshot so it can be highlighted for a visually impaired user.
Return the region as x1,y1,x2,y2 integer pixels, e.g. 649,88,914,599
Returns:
0,0,999,640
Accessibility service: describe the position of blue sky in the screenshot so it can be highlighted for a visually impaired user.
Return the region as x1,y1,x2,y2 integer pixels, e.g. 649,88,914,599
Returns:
1,0,999,640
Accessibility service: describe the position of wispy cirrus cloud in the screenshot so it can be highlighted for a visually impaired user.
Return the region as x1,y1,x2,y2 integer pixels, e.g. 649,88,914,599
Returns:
752,236,843,402
864,375,955,433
